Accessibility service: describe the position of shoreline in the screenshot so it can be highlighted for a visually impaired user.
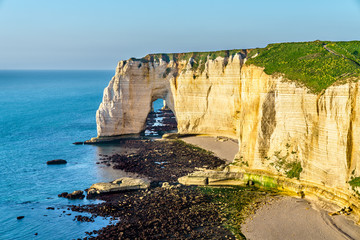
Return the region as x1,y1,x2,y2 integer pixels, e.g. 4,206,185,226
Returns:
70,136,360,239
175,135,360,240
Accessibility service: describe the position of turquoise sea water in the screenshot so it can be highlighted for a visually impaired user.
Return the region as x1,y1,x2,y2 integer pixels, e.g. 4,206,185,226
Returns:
0,70,158,239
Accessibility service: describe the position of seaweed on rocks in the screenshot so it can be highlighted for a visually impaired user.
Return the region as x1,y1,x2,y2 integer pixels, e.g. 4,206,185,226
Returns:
70,139,277,239
105,139,226,183
72,186,236,240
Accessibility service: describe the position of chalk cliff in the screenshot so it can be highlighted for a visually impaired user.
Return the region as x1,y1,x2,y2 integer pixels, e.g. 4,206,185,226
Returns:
96,52,244,139
93,42,360,214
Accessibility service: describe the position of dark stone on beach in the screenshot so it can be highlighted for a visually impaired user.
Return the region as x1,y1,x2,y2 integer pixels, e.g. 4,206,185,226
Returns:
17,216,24,220
107,140,225,183
59,190,84,200
69,140,232,239
68,190,85,199
58,192,68,198
47,159,67,165
72,186,235,239
74,215,94,222
73,142,84,145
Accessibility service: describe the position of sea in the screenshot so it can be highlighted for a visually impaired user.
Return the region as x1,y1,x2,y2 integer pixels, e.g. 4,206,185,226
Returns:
0,70,163,240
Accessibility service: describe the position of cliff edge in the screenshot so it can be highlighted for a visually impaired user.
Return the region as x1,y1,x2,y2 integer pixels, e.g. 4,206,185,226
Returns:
93,40,360,219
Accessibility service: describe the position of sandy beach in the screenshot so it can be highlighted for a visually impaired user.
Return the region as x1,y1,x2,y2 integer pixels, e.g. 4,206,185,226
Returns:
179,135,360,240
181,135,239,163
242,196,360,240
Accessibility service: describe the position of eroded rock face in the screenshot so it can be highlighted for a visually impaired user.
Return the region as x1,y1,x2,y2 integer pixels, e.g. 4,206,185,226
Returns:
96,54,243,139
96,59,176,137
237,65,360,190
94,53,360,203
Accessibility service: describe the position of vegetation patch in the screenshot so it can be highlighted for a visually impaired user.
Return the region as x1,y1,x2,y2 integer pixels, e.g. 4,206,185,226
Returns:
162,67,172,78
326,41,360,65
246,41,360,93
349,177,360,187
285,161,302,179
349,177,360,197
269,149,302,180
200,186,278,239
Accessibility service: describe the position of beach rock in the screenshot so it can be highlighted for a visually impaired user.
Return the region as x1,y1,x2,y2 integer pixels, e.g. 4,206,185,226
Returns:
87,177,150,198
68,190,85,199
58,192,68,198
74,215,94,222
71,186,236,239
46,159,67,165
58,190,85,199
161,182,171,189
72,142,83,145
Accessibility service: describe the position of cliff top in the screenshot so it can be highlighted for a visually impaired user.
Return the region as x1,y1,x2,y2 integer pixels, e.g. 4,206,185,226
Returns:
247,40,360,93
130,49,247,73
129,40,360,93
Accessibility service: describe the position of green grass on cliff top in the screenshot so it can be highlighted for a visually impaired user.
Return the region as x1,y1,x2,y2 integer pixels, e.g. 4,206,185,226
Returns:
132,40,360,93
246,41,360,93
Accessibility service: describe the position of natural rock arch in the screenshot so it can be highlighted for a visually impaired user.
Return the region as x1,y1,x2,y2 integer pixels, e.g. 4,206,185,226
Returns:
96,60,176,137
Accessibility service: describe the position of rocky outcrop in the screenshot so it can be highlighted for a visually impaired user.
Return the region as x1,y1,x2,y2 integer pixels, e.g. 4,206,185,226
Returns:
95,53,243,139
46,159,67,165
87,177,150,198
58,190,85,199
92,50,360,216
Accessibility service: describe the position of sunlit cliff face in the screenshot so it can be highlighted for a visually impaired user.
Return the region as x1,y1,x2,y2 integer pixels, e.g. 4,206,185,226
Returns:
95,53,360,197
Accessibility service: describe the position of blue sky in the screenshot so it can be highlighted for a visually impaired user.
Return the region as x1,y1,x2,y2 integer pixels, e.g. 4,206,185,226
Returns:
1,0,360,70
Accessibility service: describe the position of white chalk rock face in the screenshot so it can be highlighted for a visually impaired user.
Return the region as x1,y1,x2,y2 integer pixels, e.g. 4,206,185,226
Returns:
94,52,360,204
96,59,175,137
96,54,244,139
237,65,360,190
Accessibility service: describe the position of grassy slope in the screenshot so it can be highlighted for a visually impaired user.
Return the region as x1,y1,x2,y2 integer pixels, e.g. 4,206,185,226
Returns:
131,41,360,93
246,41,360,93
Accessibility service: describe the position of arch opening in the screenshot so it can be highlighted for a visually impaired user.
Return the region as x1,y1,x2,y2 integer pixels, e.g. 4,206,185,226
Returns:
143,98,177,137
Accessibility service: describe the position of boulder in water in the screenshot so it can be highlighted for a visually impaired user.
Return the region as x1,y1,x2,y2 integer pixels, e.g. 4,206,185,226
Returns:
58,190,85,199
46,159,67,165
